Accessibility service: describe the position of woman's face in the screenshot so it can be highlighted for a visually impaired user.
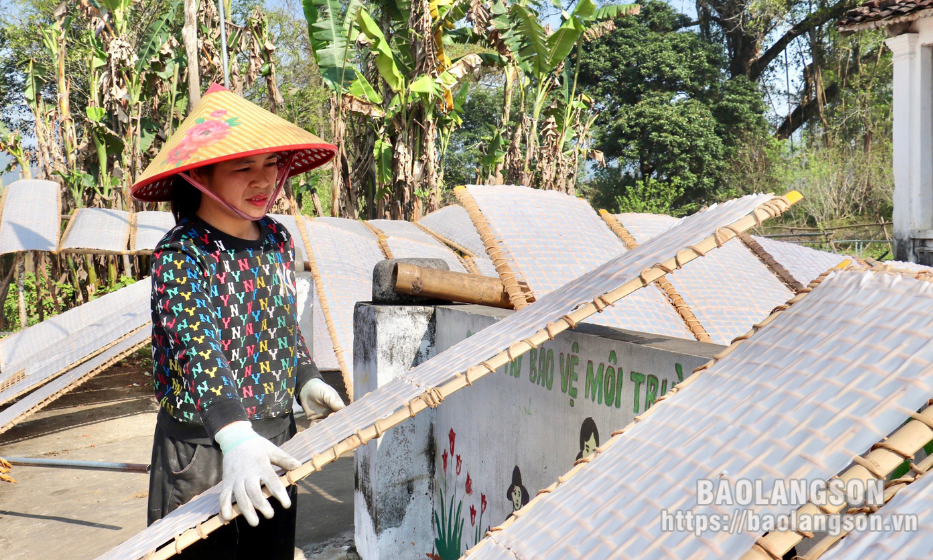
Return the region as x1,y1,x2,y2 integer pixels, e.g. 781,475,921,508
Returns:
193,153,279,220
511,487,522,511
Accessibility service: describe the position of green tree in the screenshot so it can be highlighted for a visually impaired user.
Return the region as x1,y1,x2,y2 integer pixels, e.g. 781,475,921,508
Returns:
578,0,769,213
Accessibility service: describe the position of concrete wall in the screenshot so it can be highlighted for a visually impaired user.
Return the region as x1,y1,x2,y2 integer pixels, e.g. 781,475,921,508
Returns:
353,302,724,560
430,305,723,559
353,304,438,560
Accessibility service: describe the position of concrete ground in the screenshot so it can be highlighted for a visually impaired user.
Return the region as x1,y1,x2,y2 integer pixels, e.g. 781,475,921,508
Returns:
0,352,357,560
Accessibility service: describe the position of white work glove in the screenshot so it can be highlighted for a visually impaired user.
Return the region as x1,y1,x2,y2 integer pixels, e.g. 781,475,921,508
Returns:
298,378,346,420
215,421,301,527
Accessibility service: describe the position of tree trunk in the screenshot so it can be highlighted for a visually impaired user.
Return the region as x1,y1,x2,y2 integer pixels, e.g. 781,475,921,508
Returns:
424,112,439,214
40,253,61,315
493,65,516,184
330,100,344,217
184,0,202,112
16,254,27,328
33,252,44,322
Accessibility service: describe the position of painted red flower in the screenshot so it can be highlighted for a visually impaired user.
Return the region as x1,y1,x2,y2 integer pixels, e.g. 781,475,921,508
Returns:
481,493,487,513
465,473,473,495
185,118,231,148
210,109,228,118
442,449,448,473
166,143,198,167
456,455,462,476
449,428,456,456
470,504,477,526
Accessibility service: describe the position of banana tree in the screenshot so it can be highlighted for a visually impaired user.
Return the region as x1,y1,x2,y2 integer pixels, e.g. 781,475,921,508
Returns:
355,3,480,218
303,0,475,218
477,0,638,190
302,0,373,218
0,125,31,180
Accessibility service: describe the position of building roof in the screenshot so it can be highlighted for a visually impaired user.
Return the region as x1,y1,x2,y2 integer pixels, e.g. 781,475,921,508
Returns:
838,0,933,32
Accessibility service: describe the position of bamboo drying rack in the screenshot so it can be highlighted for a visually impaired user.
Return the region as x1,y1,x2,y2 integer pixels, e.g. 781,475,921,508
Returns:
454,186,530,310
599,209,713,343
130,193,799,560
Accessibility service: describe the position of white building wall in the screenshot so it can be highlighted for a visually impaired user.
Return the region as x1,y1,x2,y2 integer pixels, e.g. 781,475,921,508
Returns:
887,22,933,262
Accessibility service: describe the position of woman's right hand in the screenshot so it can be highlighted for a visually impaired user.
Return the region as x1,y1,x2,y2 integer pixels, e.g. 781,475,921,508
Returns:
214,421,301,526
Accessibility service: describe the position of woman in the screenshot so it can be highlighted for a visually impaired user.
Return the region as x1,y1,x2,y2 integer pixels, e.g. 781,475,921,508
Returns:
131,84,344,559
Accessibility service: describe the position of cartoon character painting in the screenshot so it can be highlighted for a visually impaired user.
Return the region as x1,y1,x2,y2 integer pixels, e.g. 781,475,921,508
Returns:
506,465,530,520
575,417,599,461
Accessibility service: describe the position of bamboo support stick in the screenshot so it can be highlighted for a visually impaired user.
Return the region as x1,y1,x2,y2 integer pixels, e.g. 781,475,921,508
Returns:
454,186,530,310
362,221,394,259
799,452,933,560
598,209,712,343
412,221,483,275
141,194,799,560
290,212,352,395
738,231,807,293
466,262,843,556
0,328,149,436
741,400,933,560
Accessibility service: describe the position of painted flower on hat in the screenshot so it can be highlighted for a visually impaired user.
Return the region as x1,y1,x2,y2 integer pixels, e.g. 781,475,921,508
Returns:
165,143,198,167
166,113,241,167
186,118,232,147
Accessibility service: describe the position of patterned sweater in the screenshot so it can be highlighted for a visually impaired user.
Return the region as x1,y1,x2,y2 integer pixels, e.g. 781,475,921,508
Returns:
150,214,320,441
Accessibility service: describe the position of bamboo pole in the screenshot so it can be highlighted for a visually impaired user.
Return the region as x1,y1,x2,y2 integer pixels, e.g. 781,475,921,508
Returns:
362,221,394,259
141,193,800,560
598,209,712,343
465,258,845,556
738,231,807,293
288,196,353,397
454,186,530,310
394,263,514,308
799,452,933,560
741,401,933,560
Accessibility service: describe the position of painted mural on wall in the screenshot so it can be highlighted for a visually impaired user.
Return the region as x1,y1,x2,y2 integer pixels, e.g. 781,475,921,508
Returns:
429,307,715,556
576,417,599,462
429,428,490,560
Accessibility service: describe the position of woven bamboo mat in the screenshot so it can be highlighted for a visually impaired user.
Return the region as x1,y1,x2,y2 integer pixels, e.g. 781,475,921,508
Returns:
131,211,175,254
91,193,794,560
310,281,339,370
751,235,851,286
617,213,681,244
418,205,499,276
461,185,695,339
0,279,150,387
369,219,469,273
0,179,60,254
662,240,794,344
465,268,933,560
0,325,150,435
58,208,131,254
817,468,933,560
617,212,796,344
303,217,384,389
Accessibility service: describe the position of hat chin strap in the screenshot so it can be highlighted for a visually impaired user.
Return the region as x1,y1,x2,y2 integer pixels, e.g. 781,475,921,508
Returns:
178,152,296,222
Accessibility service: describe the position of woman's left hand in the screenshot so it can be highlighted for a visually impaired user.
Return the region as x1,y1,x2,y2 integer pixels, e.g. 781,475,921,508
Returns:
298,378,346,420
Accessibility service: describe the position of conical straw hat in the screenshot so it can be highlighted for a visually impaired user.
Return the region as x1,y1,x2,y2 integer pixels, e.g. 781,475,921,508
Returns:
131,84,336,202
